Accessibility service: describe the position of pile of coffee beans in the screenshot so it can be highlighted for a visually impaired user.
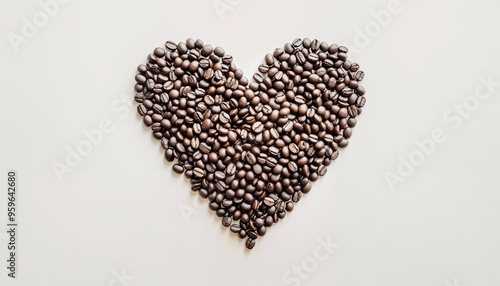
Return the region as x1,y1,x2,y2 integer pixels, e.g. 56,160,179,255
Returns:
134,38,365,249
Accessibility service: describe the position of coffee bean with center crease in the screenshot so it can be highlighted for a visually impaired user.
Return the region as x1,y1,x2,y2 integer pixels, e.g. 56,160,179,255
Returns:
222,216,232,227
134,38,365,249
245,238,256,249
230,224,241,233
193,167,205,178
252,121,264,133
246,152,257,165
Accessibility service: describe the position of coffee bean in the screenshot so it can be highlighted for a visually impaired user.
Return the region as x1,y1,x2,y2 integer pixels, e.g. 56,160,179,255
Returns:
172,164,184,174
331,149,340,160
214,46,225,57
356,85,366,96
199,142,211,154
238,229,247,239
201,44,213,57
222,216,232,227
246,153,257,165
302,182,312,193
215,171,225,181
257,226,267,236
252,121,264,133
164,149,175,161
245,238,256,249
283,121,294,132
226,163,236,176
202,119,211,131
165,41,177,51
318,165,327,176
266,156,278,167
230,224,241,233
247,230,258,239
308,53,319,63
264,196,276,206
354,71,365,81
193,167,205,178
348,105,358,117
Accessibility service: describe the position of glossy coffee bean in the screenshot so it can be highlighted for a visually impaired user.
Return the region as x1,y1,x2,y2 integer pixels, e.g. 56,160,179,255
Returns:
134,38,365,249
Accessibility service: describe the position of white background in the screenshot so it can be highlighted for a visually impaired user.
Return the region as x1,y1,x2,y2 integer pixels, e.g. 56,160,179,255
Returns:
1,0,500,285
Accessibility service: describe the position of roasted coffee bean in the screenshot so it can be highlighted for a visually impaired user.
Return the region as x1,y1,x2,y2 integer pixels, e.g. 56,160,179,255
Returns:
238,229,247,239
193,167,205,178
247,230,258,239
264,196,276,206
214,171,225,181
253,164,262,175
266,157,278,167
331,150,340,160
222,216,232,227
164,149,175,161
226,163,236,176
252,121,264,133
245,238,256,249
348,106,358,117
230,224,241,233
302,182,312,193
318,165,327,176
165,40,177,51
246,152,257,165
289,143,299,154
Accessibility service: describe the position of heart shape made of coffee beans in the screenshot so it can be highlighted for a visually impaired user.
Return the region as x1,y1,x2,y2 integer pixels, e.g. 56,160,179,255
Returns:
133,38,366,249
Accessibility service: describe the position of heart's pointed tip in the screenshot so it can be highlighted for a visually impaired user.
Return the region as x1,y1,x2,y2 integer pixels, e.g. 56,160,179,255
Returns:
133,38,365,249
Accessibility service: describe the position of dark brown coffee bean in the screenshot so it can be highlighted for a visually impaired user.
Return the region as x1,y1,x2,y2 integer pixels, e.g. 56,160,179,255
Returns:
266,157,278,167
247,230,257,239
255,226,266,236
193,167,205,178
238,229,247,239
331,150,340,160
226,163,236,176
264,197,276,207
222,216,232,227
201,119,211,131
318,165,327,176
348,106,358,117
199,142,211,154
289,143,299,154
302,182,312,193
246,152,257,165
164,149,174,161
245,238,256,249
165,41,177,51
252,164,262,175
172,164,184,174
230,224,241,233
